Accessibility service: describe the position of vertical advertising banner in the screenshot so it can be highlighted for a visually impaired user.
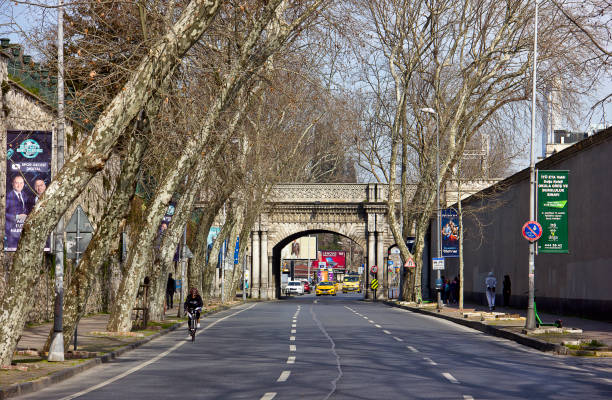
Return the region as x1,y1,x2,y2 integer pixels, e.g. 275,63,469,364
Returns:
441,208,459,257
537,170,569,253
5,131,52,251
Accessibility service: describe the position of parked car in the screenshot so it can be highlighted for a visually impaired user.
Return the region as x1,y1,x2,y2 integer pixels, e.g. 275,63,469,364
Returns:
301,281,311,294
286,281,304,295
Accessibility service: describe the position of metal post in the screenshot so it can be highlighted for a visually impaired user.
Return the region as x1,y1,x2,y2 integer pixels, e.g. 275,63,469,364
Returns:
48,0,65,362
526,0,539,330
435,111,442,310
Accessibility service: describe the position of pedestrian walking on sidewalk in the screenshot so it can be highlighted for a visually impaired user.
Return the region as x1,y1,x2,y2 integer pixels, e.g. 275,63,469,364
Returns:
166,273,176,309
503,275,511,307
485,272,497,311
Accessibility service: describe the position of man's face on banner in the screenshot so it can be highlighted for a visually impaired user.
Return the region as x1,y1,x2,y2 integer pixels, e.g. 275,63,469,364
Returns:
12,176,24,193
34,179,46,195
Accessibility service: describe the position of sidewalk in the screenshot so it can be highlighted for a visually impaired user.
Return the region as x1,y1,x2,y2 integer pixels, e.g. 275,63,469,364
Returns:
0,299,242,399
384,298,612,356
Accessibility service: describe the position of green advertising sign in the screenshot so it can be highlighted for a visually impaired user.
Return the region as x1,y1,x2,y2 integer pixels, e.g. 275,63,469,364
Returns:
537,170,569,253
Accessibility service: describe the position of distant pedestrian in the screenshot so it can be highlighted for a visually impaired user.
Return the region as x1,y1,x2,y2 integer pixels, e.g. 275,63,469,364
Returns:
166,273,176,309
503,275,511,307
451,277,459,304
485,272,497,311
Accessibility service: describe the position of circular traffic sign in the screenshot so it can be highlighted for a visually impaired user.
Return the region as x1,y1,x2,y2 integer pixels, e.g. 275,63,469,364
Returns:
522,220,543,242
370,265,378,274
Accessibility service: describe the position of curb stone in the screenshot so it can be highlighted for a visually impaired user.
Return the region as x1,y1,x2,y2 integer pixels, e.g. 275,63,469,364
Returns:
0,302,240,400
383,300,568,355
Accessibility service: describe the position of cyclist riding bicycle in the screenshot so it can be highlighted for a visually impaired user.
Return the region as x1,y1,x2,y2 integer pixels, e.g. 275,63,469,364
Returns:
184,287,203,328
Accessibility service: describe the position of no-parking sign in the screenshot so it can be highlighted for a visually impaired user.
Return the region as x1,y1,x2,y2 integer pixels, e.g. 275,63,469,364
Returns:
522,221,543,242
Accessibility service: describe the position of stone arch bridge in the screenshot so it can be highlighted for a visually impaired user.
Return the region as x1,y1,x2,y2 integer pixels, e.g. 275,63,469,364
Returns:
246,181,496,300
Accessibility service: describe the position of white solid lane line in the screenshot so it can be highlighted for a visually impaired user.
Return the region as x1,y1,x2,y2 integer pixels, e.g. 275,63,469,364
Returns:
393,336,403,342
423,357,437,366
287,356,296,364
58,304,257,400
261,393,277,400
407,345,418,352
383,330,391,335
375,324,382,328
442,372,460,384
277,371,291,382
290,345,296,351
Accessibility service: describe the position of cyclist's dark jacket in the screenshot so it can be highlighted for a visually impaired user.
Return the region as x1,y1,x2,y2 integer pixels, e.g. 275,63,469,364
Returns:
184,294,203,310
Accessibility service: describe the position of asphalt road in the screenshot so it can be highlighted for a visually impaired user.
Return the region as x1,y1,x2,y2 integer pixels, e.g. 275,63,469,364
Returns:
18,294,612,399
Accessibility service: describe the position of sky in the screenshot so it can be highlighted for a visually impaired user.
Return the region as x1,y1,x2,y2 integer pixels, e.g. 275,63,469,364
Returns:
1,1,611,172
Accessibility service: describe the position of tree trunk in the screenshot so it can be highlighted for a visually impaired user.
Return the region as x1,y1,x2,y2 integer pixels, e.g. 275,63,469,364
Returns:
0,0,225,365
43,117,149,350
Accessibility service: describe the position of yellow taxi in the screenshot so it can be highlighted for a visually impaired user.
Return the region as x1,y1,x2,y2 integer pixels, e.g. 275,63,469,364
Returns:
316,281,336,296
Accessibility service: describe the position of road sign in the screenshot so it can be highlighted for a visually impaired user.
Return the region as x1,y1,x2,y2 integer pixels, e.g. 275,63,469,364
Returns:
404,257,416,268
370,265,378,274
65,205,93,262
432,257,445,270
522,220,543,242
371,279,379,290
318,261,327,269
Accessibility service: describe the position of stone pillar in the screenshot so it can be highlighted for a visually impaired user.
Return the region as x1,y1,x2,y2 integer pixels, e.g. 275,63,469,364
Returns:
260,231,268,299
367,231,375,299
376,231,386,300
268,255,275,299
252,232,260,299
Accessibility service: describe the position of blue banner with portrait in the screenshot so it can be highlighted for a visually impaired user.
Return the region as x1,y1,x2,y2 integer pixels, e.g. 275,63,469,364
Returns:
5,131,52,251
441,208,459,258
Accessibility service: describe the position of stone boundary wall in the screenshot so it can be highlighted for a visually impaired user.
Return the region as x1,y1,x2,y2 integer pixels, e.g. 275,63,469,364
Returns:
0,50,120,324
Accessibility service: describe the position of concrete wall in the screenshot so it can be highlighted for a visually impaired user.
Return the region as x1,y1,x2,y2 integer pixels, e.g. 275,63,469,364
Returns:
443,127,612,320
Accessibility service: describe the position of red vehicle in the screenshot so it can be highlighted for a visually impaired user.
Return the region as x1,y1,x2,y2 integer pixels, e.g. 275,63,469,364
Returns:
301,280,311,294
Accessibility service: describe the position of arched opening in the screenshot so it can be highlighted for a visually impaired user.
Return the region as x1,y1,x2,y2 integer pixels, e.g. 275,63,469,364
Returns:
272,230,365,299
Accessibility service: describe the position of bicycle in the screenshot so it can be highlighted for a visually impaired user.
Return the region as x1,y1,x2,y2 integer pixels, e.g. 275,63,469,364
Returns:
185,307,201,342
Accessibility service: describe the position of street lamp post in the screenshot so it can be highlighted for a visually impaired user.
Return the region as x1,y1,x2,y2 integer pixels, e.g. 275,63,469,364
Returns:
526,0,539,330
420,107,442,309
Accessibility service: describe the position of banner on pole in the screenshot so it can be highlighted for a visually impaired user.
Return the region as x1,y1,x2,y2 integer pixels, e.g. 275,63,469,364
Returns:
537,170,569,253
441,208,459,257
5,131,52,251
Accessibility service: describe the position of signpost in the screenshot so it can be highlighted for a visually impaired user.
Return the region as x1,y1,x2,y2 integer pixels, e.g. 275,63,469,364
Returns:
432,257,445,270
521,221,543,242
371,278,379,300
537,170,569,253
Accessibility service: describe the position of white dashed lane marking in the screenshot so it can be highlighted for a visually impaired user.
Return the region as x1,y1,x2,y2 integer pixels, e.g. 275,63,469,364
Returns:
290,345,296,352
290,336,296,341
277,371,291,382
407,346,418,353
292,324,296,328
423,357,437,366
375,324,382,328
291,329,296,334
287,356,295,364
393,336,403,342
442,372,459,384
368,320,374,324
383,330,391,335
463,395,474,399
260,393,276,400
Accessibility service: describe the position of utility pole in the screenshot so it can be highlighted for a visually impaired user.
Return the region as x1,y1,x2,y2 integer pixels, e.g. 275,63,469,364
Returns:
526,0,539,330
48,0,65,362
